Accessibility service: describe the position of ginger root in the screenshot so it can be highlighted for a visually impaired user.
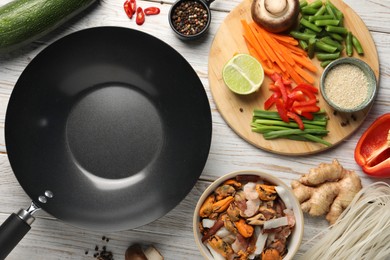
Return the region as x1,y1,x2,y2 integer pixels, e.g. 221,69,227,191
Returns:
291,159,362,225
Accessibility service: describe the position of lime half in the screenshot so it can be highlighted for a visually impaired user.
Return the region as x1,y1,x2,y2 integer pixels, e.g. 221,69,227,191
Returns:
222,54,264,95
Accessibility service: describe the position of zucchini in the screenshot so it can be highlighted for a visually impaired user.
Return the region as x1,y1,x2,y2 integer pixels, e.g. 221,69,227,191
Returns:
0,0,97,52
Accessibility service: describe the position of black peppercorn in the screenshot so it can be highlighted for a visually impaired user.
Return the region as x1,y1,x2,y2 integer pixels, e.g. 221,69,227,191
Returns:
171,1,209,36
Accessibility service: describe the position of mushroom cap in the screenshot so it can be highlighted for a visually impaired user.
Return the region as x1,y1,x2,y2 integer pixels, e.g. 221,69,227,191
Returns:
251,0,300,33
125,244,148,260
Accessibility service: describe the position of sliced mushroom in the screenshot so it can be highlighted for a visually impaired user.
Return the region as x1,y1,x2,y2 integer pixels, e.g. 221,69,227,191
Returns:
251,0,300,33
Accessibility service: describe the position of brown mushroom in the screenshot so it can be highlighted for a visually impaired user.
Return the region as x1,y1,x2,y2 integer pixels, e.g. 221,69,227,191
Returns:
125,244,147,260
251,0,300,33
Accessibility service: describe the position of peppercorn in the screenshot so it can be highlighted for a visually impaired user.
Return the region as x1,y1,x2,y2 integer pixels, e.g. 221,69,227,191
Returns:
171,1,208,36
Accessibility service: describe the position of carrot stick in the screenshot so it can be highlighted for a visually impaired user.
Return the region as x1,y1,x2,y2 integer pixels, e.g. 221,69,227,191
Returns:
241,20,267,62
253,25,287,72
251,24,279,64
279,41,307,56
241,20,317,84
293,64,315,84
283,60,305,84
269,33,299,46
291,53,318,72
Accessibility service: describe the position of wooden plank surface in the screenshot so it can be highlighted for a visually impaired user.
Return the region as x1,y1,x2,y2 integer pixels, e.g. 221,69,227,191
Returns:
0,0,389,259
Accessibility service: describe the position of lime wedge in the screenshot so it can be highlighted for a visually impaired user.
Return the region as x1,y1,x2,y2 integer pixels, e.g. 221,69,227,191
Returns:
222,54,264,95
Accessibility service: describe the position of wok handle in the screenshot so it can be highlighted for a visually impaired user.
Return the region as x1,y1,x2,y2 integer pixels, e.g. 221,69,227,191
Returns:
0,209,35,260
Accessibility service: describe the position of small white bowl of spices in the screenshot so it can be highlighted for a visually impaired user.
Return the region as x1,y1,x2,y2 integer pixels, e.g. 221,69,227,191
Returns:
320,57,377,113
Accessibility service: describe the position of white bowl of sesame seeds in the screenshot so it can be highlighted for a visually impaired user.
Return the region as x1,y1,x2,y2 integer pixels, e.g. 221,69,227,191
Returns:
320,57,377,113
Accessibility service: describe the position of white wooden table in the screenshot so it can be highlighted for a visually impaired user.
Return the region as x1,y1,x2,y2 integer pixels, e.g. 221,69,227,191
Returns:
0,0,389,259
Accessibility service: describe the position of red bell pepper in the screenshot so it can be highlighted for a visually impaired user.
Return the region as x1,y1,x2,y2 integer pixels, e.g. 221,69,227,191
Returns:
287,111,304,130
263,73,321,129
354,113,390,178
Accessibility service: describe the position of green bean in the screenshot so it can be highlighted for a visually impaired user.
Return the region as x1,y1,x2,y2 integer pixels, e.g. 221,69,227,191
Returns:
315,40,337,53
300,18,322,33
299,0,308,9
299,40,308,50
326,0,344,21
352,35,364,55
320,60,333,67
320,36,344,51
309,14,334,22
251,125,289,134
316,52,340,61
263,129,329,140
301,6,320,15
308,38,316,58
308,0,323,9
313,5,326,16
328,32,344,41
302,134,332,146
325,4,337,19
290,31,316,40
346,31,353,56
304,28,318,35
325,25,348,35
314,19,340,27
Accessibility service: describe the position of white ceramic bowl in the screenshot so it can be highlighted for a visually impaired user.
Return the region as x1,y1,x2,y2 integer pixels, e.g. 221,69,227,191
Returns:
193,170,304,260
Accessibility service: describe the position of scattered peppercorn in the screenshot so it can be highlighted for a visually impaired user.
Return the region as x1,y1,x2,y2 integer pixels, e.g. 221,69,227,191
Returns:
171,1,209,36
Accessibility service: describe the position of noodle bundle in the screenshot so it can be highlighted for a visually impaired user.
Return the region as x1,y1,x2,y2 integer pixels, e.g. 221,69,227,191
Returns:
300,182,390,260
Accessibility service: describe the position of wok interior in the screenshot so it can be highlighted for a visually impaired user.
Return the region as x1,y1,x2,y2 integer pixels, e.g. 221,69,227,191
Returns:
5,27,212,231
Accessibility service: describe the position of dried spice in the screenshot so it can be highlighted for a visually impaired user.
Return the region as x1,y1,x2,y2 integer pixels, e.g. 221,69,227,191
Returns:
85,236,114,260
171,1,209,36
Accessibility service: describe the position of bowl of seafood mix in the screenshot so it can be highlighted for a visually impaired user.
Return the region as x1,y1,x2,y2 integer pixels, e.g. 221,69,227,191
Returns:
193,170,304,260
320,57,377,113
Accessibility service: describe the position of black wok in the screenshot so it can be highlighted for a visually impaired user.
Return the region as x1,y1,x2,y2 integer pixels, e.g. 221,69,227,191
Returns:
0,27,212,258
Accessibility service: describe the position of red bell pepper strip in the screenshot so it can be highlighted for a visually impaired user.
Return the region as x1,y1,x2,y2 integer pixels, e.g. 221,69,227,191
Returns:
295,83,319,93
293,104,320,115
354,113,390,178
287,111,304,130
292,99,317,107
275,78,288,104
264,92,281,110
288,90,306,102
300,112,314,120
144,7,160,15
275,99,289,122
136,7,145,25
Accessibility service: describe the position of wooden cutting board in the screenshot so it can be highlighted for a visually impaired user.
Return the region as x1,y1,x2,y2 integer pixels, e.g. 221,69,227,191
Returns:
208,0,379,155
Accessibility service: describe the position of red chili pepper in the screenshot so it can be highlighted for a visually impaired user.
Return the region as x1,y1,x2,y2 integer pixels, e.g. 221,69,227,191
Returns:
124,0,136,19
136,7,145,25
123,1,133,18
144,7,160,16
354,113,390,178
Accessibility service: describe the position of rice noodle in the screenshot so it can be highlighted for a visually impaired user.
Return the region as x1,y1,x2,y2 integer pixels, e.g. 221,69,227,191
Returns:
300,182,390,260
